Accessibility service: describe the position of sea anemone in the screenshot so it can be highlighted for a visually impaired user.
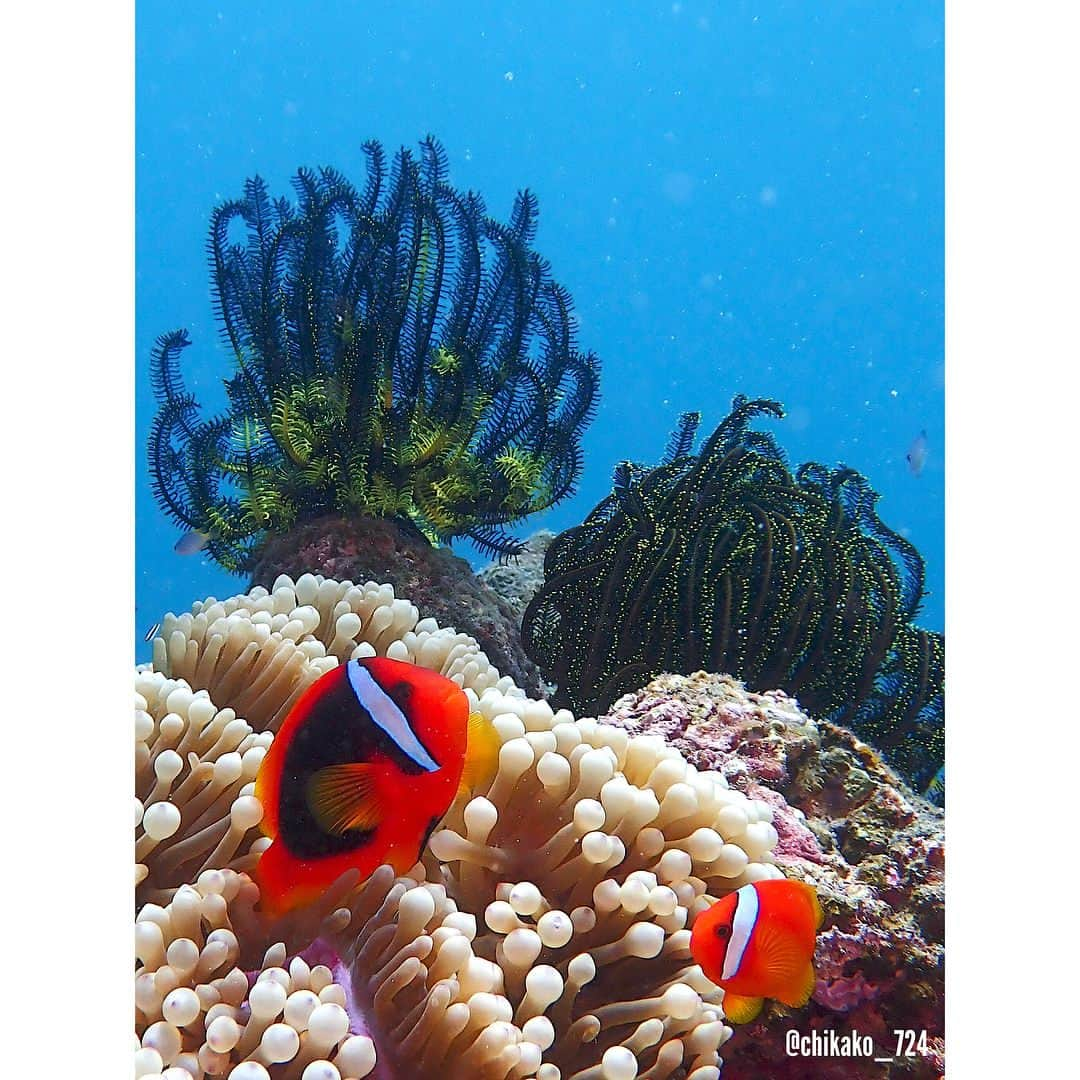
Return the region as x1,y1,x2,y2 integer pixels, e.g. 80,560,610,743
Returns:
135,869,377,1080
520,397,944,793
135,574,786,1078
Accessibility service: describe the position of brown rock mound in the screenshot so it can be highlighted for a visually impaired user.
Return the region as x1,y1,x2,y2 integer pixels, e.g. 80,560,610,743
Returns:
249,514,541,694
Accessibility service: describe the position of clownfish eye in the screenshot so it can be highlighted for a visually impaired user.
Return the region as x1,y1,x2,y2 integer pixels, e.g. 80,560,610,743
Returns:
714,924,731,940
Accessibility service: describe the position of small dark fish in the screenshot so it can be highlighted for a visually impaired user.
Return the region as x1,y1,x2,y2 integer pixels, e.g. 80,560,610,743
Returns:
923,765,945,803
144,622,161,642
906,430,929,476
174,530,210,556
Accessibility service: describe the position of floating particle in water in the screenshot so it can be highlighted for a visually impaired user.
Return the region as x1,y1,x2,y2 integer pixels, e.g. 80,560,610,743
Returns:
663,172,695,203
787,405,812,432
759,186,778,207
890,388,899,397
504,70,515,82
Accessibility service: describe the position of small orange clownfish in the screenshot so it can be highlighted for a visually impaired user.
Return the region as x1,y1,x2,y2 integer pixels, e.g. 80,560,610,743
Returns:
690,879,824,1025
254,655,500,916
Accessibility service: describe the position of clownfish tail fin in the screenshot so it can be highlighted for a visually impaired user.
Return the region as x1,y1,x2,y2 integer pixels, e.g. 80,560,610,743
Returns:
788,961,817,1009
459,712,501,797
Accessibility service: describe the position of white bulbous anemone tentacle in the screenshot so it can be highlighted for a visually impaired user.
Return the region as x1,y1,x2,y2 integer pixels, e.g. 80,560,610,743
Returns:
135,573,784,1079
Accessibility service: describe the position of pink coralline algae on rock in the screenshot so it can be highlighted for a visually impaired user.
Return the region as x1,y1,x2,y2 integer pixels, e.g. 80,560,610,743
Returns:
603,671,945,1080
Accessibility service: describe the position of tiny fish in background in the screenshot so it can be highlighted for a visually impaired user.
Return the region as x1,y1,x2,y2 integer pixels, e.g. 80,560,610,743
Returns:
923,764,945,803
143,622,161,642
906,429,929,476
254,655,501,916
174,530,211,555
690,879,824,1024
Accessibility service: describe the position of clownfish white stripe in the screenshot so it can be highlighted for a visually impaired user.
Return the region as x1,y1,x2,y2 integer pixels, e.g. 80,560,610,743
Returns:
722,883,760,980
346,659,440,773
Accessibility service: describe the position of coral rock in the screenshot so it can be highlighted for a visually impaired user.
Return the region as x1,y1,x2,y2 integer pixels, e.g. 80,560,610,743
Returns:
248,514,541,694
603,671,945,1080
477,530,555,622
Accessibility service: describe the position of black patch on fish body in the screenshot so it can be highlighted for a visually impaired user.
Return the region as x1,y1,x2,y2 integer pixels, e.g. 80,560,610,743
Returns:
383,676,415,717
277,670,432,858
419,814,442,857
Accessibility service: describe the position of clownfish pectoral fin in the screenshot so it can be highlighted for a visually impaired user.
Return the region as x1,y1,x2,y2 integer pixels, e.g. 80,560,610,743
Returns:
307,763,384,836
458,712,501,797
751,919,814,990
722,993,765,1025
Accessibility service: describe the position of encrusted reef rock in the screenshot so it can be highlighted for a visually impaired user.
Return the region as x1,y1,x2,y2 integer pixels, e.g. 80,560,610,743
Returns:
477,529,554,621
248,514,541,694
603,671,945,1080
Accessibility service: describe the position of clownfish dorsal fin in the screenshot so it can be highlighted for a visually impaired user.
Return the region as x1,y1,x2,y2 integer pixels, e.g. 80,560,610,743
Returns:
458,712,501,797
722,992,764,1025
790,880,825,929
307,763,383,835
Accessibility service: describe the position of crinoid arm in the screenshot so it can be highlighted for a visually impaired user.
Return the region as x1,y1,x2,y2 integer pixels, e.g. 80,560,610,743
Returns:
146,138,600,570
522,397,944,791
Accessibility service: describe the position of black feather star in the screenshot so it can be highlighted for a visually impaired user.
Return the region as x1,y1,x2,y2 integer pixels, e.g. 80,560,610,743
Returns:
147,137,601,570
522,396,944,795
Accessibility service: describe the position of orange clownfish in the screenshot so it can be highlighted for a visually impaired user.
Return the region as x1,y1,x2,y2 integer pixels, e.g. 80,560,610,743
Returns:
254,655,500,916
690,879,824,1025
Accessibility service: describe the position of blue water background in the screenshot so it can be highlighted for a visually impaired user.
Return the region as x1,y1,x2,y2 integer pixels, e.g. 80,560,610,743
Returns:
136,1,943,661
